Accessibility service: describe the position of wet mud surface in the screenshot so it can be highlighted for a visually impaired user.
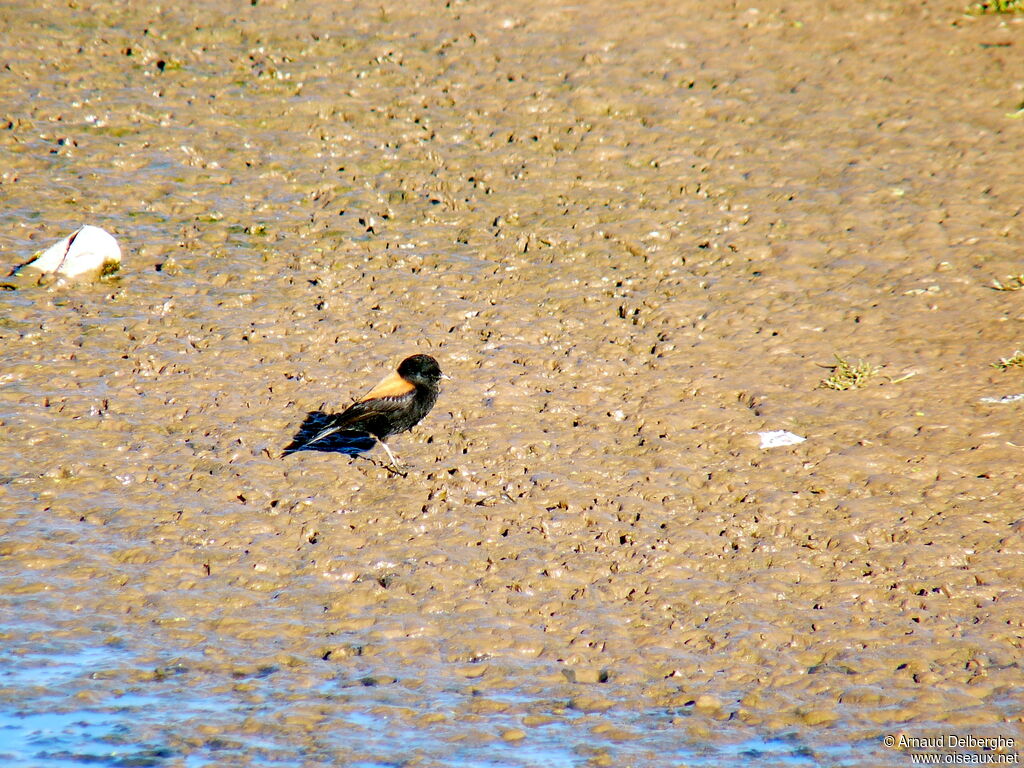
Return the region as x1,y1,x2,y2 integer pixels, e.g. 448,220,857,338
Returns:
1,0,1023,765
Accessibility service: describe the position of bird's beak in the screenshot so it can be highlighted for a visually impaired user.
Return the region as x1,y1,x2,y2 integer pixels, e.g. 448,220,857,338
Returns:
441,373,452,381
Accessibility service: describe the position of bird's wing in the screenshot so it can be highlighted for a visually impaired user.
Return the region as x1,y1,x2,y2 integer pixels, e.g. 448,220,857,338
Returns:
302,372,414,447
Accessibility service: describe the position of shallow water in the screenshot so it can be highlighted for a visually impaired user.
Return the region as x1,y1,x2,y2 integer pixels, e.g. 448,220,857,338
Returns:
2,0,1023,766
1,640,857,767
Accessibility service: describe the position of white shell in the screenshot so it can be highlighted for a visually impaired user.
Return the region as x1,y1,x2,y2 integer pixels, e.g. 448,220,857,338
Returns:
758,430,806,449
979,393,1024,404
21,225,121,278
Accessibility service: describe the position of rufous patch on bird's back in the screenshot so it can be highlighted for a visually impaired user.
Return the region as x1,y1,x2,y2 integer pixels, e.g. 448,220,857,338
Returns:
359,371,414,402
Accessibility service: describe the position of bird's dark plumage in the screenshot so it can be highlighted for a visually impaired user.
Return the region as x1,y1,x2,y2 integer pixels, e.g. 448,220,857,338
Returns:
285,354,444,471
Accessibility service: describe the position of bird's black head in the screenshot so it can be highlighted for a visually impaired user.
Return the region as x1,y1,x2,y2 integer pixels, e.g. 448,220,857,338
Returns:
398,354,444,387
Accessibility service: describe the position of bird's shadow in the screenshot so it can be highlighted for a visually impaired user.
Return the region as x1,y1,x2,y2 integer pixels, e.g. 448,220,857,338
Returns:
281,411,377,457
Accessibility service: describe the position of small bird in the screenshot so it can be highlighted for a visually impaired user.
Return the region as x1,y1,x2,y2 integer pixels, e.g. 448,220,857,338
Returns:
291,354,446,472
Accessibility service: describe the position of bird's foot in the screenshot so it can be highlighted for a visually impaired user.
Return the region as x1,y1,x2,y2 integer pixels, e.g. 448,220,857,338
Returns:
361,453,408,477
383,462,408,478
378,442,408,477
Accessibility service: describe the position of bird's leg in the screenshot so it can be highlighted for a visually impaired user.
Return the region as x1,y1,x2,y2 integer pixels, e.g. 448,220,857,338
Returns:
379,441,408,477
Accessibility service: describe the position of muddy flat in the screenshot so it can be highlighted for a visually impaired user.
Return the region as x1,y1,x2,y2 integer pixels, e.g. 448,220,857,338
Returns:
1,0,1022,765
